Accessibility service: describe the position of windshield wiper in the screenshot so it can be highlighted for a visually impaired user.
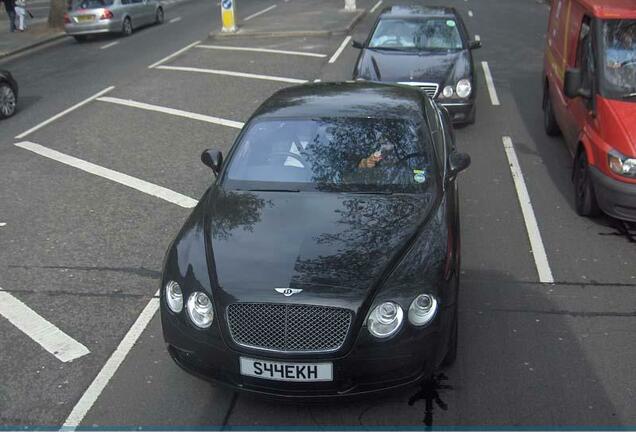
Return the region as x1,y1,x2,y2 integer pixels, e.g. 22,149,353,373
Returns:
620,92,636,99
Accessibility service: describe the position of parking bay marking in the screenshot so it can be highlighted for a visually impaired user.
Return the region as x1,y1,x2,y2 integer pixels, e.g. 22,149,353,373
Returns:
14,141,198,209
468,10,474,17
502,136,555,284
370,0,382,13
100,41,119,50
97,97,244,129
328,35,352,64
62,292,160,429
148,40,201,69
168,16,181,23
481,61,501,106
243,4,277,22
15,86,115,139
155,65,308,84
0,286,90,362
196,44,326,58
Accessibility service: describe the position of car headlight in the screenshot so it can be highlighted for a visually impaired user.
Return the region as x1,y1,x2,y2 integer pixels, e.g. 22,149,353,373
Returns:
165,281,183,313
608,150,636,178
456,79,472,98
367,301,404,338
441,85,454,98
408,294,438,327
186,292,214,328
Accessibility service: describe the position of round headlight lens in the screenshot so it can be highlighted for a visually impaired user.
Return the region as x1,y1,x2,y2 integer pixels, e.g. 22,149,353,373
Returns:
165,281,183,313
186,292,214,328
408,294,438,327
442,85,454,98
367,301,404,338
456,79,472,98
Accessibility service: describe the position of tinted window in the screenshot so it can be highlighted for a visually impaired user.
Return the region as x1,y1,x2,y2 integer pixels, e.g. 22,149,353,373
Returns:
600,19,636,100
70,0,113,9
224,118,434,193
369,18,463,50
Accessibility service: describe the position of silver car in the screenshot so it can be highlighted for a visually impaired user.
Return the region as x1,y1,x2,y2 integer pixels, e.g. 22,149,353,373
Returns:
64,0,164,41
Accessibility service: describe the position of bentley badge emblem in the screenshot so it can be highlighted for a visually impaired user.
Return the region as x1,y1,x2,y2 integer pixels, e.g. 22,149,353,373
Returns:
275,288,303,297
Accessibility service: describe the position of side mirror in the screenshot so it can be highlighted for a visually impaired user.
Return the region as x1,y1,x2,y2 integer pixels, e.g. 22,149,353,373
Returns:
564,68,591,99
469,40,482,50
448,151,471,179
201,149,223,176
351,39,364,49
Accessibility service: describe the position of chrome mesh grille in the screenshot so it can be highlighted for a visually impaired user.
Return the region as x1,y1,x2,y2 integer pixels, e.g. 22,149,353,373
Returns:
398,82,439,98
226,303,352,353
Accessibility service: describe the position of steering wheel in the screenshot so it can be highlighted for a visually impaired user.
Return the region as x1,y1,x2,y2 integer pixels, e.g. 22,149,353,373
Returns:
267,151,305,166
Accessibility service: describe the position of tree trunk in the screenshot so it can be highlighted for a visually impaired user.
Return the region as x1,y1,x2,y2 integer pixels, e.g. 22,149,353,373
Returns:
48,0,66,28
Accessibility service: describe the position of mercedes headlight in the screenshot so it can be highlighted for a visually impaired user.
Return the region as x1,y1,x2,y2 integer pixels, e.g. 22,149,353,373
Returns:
456,79,472,98
408,294,438,327
165,281,183,313
367,301,404,338
441,85,454,98
186,292,214,328
609,150,636,178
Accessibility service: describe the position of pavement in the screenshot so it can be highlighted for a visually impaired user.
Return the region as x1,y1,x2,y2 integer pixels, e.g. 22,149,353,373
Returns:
1,0,636,428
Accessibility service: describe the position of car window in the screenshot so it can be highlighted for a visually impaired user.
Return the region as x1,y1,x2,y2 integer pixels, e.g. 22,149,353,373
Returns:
600,19,636,99
224,118,435,193
70,0,113,9
368,18,464,50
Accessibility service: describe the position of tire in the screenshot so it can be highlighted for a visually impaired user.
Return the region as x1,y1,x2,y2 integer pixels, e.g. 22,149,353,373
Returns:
441,305,458,367
573,150,601,217
122,17,133,36
73,35,87,43
155,7,164,24
0,82,17,119
543,84,561,136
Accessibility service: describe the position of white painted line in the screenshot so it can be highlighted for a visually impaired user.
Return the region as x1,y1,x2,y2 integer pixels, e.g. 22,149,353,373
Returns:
0,287,90,362
0,222,6,227
148,40,201,69
15,86,114,139
370,0,382,13
468,10,473,17
100,41,119,50
15,141,198,208
168,16,181,23
502,136,554,284
475,34,481,42
97,97,244,129
196,44,326,58
244,4,277,21
156,65,307,84
313,79,321,82
329,35,352,64
481,61,500,106
62,293,160,429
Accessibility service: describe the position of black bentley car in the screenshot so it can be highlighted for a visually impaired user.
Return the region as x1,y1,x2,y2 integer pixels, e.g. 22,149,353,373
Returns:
161,82,470,397
352,6,481,125
0,70,18,120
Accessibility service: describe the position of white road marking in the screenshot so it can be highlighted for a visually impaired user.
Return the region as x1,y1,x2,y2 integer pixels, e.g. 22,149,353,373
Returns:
481,61,500,106
156,65,307,84
0,287,90,362
0,222,6,227
502,136,555,284
97,97,244,129
15,86,115,139
468,10,473,17
15,141,198,208
196,44,326,58
243,4,277,21
313,79,321,82
168,16,181,23
100,41,119,50
148,40,201,69
329,35,351,64
475,34,481,41
62,293,160,429
370,0,382,13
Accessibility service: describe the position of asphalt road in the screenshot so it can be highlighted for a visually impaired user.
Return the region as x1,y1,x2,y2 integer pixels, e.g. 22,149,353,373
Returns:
1,0,635,427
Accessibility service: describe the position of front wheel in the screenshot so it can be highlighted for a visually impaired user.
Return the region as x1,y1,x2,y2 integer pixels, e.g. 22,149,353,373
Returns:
121,17,133,36
155,7,164,24
573,150,601,217
0,82,17,119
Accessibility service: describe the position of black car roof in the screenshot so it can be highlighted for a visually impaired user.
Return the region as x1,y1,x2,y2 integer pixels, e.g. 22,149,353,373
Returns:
252,82,426,122
378,5,457,19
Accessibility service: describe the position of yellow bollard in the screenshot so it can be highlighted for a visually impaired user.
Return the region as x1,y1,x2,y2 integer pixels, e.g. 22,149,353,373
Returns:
221,0,237,32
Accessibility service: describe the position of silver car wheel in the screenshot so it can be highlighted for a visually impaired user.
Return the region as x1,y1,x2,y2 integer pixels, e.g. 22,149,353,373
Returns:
122,17,133,35
156,8,164,24
0,83,16,119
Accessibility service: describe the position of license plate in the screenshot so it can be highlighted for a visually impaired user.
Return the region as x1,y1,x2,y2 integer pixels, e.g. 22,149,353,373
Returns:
76,15,95,22
239,357,333,382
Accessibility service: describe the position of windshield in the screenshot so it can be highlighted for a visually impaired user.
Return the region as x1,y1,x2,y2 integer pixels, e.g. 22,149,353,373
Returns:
69,0,113,10
600,19,636,100
224,118,435,193
368,17,463,50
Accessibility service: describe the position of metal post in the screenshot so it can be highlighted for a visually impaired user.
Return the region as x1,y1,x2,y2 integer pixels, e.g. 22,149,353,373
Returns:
344,0,356,11
221,0,237,32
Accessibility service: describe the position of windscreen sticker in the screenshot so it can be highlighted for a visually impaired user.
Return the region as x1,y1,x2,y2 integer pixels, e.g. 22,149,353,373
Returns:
413,169,427,183
446,20,456,27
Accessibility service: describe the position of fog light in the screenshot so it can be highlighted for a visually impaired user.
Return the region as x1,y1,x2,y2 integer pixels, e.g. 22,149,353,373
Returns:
186,292,214,328
408,294,438,327
367,301,403,338
165,281,183,313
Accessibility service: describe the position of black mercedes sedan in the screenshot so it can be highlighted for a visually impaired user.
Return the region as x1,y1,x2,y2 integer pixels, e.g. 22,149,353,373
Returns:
161,82,470,398
352,6,481,125
0,70,18,120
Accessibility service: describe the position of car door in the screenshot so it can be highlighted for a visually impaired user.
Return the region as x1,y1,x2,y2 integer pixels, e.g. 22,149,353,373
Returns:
141,0,156,24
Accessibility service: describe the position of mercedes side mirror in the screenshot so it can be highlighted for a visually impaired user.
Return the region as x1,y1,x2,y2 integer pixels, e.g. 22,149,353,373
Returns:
351,39,364,49
449,151,471,179
564,68,591,99
201,149,223,176
469,40,482,50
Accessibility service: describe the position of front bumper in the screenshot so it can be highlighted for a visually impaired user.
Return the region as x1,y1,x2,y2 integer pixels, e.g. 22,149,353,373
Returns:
590,166,636,222
64,19,122,35
439,101,475,125
162,304,454,399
